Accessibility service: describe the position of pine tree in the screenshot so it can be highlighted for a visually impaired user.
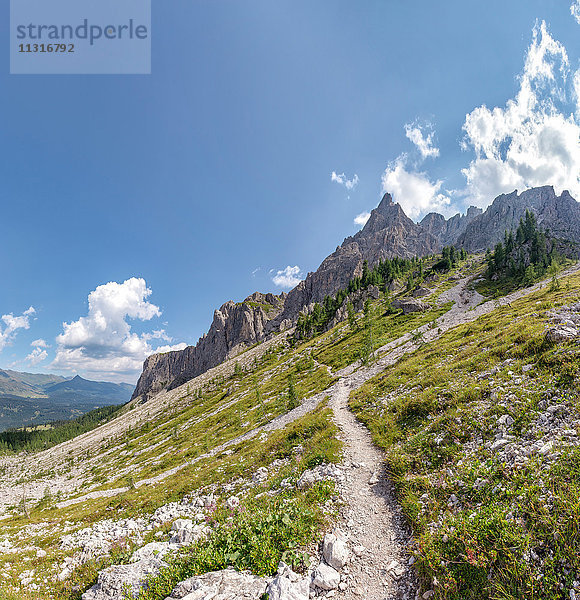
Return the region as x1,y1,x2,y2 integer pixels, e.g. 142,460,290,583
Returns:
347,302,357,332
287,374,299,410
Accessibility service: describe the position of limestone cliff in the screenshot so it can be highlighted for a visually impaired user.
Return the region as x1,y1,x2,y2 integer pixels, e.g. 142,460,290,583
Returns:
131,292,285,400
275,193,440,325
420,205,482,246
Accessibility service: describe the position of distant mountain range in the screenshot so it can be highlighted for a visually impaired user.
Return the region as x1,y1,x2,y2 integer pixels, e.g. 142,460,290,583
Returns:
0,370,132,431
132,185,580,401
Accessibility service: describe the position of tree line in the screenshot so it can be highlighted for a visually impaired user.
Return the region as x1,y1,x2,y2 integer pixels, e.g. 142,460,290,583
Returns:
0,404,122,453
486,210,560,284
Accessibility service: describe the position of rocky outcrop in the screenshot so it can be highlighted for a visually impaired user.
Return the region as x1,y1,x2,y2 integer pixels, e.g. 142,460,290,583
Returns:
132,292,285,400
420,205,482,246
391,298,430,314
544,302,580,343
82,558,166,600
164,568,269,600
457,186,580,253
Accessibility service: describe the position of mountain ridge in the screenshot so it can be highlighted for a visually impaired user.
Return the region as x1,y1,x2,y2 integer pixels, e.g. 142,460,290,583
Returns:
132,185,579,401
0,370,134,431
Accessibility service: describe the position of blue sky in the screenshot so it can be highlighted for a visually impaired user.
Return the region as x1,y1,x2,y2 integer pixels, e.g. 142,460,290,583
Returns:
1,0,579,382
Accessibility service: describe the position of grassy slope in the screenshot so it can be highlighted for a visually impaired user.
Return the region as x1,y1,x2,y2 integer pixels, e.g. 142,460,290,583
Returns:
350,273,580,600
3,258,579,600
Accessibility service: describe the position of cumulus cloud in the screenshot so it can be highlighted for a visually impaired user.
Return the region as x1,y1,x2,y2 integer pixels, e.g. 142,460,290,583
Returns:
380,119,449,218
405,122,440,159
0,306,35,352
272,265,303,288
26,347,48,366
31,338,49,348
354,212,371,227
153,343,188,354
331,171,359,190
460,21,580,207
51,278,185,381
381,155,452,219
571,1,580,25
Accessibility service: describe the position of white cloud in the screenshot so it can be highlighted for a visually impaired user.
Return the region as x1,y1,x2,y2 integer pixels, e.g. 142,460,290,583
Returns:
272,265,303,288
331,171,359,190
31,338,49,348
51,278,185,382
26,347,48,366
354,212,371,227
405,122,440,159
381,155,452,219
571,1,580,25
153,343,188,354
460,21,580,207
0,306,35,352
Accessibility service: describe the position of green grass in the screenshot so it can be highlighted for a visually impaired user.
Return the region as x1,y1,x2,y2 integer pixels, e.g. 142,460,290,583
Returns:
349,270,580,600
4,257,579,600
136,482,333,600
311,300,452,371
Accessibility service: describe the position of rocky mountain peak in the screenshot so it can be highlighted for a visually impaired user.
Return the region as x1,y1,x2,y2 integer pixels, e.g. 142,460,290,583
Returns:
357,195,414,238
132,186,579,401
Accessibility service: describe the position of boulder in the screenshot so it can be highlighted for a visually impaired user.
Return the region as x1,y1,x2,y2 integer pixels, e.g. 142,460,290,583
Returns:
82,558,166,600
312,563,340,590
391,298,429,314
226,495,240,510
267,562,310,600
169,519,205,545
130,542,176,563
164,567,268,600
412,287,431,298
322,529,349,570
545,325,578,343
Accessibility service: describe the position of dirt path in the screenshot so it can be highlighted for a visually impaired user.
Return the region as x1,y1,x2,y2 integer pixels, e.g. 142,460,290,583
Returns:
329,379,417,599
318,263,580,599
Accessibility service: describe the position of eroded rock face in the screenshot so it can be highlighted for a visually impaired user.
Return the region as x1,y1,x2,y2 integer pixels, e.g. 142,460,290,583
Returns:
276,195,439,326
132,292,285,400
420,206,482,246
457,186,580,253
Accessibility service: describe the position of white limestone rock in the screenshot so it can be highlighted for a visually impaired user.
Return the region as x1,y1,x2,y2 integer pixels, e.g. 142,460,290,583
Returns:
322,529,349,570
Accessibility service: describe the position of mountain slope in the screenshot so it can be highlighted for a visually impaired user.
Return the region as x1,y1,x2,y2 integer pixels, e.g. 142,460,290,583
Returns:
0,371,133,431
2,258,579,600
0,369,68,398
45,375,133,402
275,193,441,326
132,186,580,402
132,193,456,400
